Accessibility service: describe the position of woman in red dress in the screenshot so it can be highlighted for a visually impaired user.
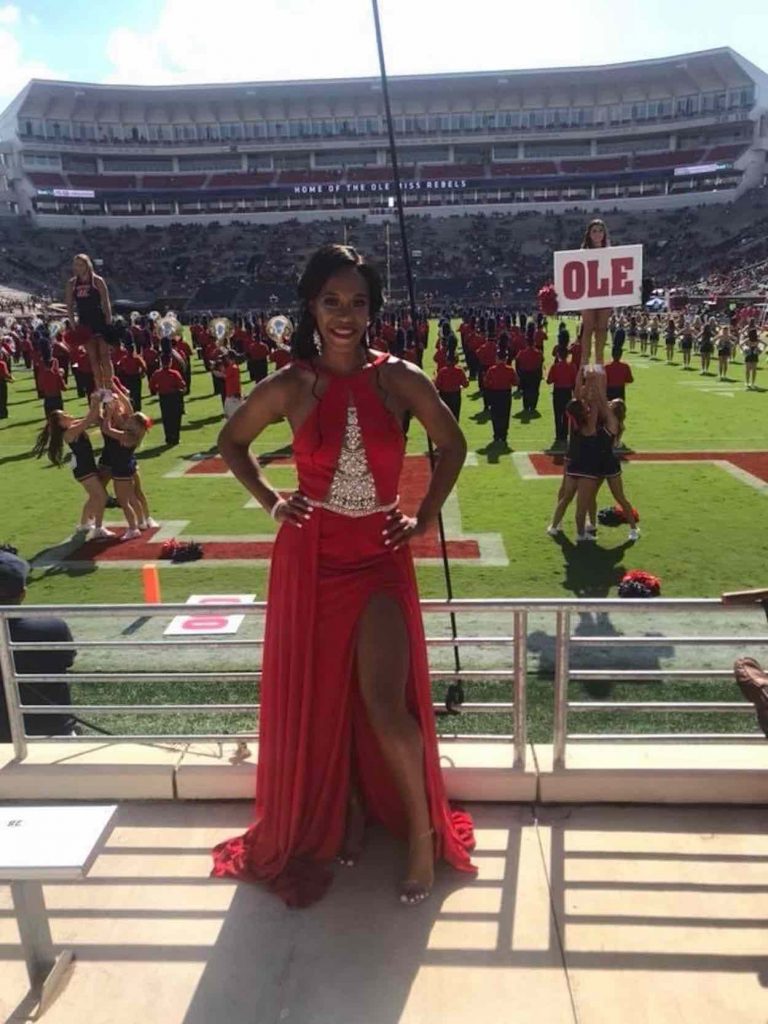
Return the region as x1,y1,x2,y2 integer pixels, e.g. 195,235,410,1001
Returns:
211,244,476,908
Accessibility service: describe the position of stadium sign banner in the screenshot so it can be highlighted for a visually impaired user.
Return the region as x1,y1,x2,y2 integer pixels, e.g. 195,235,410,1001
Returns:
291,178,470,196
553,244,643,311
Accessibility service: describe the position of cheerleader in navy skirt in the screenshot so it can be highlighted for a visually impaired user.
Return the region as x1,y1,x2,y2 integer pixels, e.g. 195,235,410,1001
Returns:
32,392,114,539
664,318,676,364
65,253,116,398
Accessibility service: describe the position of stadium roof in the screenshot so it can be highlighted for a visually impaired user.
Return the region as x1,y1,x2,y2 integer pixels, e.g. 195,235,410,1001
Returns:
3,47,766,122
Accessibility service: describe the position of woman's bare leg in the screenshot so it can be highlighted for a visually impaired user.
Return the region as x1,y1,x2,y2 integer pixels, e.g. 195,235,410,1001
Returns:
550,475,577,530
594,309,610,366
575,479,599,536
114,479,138,530
581,311,595,365
607,475,638,528
356,593,433,900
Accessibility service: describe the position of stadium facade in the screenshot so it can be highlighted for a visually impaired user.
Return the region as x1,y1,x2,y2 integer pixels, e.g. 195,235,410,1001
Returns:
0,47,766,227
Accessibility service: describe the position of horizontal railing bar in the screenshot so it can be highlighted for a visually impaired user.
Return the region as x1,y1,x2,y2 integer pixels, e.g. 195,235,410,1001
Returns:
2,598,747,617
22,731,519,745
567,732,766,742
569,636,768,646
7,635,516,652
25,733,257,744
568,702,753,713
569,669,735,680
9,670,517,684
19,701,516,715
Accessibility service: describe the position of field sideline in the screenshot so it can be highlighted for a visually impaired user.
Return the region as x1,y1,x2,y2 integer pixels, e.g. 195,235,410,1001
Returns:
0,317,766,740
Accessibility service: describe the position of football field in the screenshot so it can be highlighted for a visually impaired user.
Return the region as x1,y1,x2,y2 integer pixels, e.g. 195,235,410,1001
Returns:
1,318,766,740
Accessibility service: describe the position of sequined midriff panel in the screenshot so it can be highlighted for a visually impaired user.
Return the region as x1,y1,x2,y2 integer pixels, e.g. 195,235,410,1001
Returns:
304,401,398,518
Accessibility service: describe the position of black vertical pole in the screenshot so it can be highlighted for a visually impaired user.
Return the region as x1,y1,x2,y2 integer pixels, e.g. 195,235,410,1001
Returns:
370,0,461,681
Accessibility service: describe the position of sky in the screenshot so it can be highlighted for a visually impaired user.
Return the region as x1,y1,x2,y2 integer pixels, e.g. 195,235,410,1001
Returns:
1,0,766,111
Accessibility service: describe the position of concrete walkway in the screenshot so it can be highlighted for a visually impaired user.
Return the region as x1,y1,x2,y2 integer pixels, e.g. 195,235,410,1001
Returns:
1,801,767,1023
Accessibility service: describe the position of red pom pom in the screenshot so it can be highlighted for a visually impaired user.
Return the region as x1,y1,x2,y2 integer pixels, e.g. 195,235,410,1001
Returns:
622,570,661,595
538,283,559,316
613,505,640,523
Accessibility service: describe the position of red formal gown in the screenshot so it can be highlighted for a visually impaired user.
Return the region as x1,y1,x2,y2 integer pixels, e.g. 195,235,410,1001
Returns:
211,352,477,907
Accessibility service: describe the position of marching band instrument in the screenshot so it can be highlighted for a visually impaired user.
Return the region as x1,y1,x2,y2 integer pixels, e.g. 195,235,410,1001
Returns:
265,314,294,351
209,316,234,349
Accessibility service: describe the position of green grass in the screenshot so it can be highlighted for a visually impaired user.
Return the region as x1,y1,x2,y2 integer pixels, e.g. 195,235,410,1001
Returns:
1,320,766,741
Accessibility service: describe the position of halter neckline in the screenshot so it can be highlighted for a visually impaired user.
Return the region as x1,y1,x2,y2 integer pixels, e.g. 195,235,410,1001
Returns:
304,350,389,379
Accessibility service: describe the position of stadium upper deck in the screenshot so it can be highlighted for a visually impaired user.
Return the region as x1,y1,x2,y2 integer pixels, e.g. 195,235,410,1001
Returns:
0,47,766,224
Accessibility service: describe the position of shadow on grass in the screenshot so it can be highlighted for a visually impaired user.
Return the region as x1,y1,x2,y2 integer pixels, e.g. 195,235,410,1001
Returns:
475,440,511,464
0,450,35,468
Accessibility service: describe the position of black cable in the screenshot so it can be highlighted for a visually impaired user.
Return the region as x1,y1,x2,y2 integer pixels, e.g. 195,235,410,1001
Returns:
370,0,462,685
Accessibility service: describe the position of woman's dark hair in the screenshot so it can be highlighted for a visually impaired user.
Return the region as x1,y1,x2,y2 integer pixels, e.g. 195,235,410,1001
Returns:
291,244,384,360
32,413,66,466
581,219,609,249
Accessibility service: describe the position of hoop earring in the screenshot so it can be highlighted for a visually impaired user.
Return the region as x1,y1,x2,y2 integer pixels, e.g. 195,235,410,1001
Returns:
312,328,323,355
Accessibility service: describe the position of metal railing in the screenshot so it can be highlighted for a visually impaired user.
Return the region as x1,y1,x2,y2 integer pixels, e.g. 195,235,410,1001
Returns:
1,598,764,771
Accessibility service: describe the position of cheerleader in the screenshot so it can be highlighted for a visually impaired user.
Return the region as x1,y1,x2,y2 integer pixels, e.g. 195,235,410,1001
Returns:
32,393,114,539
627,314,638,354
717,325,734,381
699,318,715,375
592,398,640,541
648,316,660,359
571,373,639,542
638,315,649,356
99,391,151,541
680,322,694,370
742,327,763,390
664,317,676,363
64,253,115,397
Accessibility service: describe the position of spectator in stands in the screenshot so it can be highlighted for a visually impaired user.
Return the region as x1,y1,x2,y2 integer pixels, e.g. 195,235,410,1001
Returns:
579,220,611,368
0,549,76,745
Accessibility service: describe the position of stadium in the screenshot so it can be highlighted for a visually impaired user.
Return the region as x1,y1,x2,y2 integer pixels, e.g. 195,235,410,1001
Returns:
1,41,768,1024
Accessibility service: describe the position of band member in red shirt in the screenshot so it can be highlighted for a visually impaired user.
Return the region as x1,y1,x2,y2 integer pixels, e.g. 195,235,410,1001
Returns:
0,352,13,418
38,356,67,416
116,340,147,412
484,340,518,445
271,345,292,371
546,346,578,445
604,346,634,402
214,353,243,418
246,333,271,383
476,328,498,413
516,324,544,415
434,351,468,422
150,355,186,445
52,334,71,384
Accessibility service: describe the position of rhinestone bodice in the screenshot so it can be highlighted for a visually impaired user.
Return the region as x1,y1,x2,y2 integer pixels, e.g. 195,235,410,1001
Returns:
291,353,405,517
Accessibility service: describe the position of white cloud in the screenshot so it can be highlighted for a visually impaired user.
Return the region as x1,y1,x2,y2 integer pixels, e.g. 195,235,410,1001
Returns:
0,22,61,113
104,0,380,86
0,5,19,26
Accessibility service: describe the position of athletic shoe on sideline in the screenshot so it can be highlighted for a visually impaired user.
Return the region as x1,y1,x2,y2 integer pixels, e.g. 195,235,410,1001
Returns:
546,525,562,537
144,516,160,528
120,527,142,542
628,527,641,541
91,526,116,540
576,532,596,543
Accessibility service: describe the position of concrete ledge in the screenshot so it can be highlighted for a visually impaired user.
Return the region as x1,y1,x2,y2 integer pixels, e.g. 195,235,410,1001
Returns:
536,743,768,803
0,742,181,800
3,741,768,804
175,740,538,801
